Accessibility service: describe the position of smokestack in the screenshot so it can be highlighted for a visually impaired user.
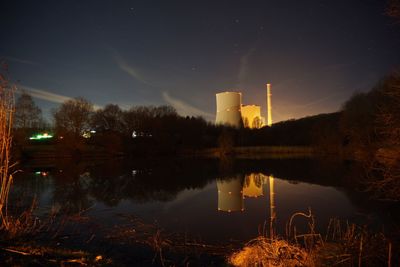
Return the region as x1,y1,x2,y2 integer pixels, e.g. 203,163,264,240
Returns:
266,83,272,127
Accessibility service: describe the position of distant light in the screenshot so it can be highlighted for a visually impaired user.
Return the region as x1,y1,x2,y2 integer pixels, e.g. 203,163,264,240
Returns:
132,131,137,138
35,171,49,176
29,133,53,140
90,130,96,134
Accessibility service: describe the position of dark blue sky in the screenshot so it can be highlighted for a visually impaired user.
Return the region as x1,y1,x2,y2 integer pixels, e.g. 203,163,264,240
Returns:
1,0,399,122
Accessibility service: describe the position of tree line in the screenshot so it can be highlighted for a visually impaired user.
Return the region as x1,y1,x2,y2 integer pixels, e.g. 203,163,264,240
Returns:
12,93,227,157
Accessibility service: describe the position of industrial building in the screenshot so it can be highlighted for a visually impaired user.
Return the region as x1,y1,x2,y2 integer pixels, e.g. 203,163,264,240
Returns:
215,84,272,129
241,105,264,129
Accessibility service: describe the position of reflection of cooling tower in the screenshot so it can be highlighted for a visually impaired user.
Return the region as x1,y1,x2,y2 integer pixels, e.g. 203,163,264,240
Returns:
215,92,242,127
241,105,264,129
217,177,244,212
243,173,264,198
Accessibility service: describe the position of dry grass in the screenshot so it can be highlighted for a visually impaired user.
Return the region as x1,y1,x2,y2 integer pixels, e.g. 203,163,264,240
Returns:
229,211,393,267
230,237,315,267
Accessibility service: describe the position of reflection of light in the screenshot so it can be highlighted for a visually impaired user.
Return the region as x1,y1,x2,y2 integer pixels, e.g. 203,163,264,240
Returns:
29,133,53,140
132,131,137,138
269,175,276,239
217,176,244,212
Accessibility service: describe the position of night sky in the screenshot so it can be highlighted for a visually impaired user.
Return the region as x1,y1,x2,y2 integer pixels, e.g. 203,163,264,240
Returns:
1,0,399,122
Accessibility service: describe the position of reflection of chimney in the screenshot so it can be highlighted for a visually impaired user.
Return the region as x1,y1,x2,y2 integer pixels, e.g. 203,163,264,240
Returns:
217,177,244,212
269,175,276,239
266,83,272,127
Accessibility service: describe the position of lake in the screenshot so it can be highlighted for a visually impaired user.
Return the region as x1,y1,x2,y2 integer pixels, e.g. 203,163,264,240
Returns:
11,157,399,246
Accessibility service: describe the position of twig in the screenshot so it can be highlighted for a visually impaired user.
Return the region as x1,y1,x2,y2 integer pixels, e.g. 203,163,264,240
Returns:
3,248,31,256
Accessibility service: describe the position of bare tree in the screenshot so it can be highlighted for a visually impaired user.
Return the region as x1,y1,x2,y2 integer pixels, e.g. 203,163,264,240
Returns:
53,97,94,137
14,92,42,129
91,104,124,132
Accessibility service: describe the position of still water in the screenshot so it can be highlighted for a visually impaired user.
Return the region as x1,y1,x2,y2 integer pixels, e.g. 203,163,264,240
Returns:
11,157,398,244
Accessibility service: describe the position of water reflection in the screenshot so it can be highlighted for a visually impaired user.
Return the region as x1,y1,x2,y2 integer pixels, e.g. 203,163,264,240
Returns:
217,176,244,212
269,175,276,239
217,173,277,238
243,173,264,198
217,173,267,212
10,158,400,243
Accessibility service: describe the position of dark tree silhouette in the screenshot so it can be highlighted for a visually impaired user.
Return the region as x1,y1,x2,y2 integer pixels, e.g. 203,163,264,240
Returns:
14,92,42,129
53,97,93,137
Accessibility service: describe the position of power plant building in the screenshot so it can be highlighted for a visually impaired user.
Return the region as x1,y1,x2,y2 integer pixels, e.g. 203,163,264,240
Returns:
215,92,242,128
215,84,271,129
241,105,264,129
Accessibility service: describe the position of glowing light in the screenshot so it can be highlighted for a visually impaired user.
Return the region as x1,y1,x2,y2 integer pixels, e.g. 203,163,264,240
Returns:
29,133,53,140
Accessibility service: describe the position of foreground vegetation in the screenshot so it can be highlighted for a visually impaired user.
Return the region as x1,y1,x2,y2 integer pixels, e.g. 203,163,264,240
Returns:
230,211,394,267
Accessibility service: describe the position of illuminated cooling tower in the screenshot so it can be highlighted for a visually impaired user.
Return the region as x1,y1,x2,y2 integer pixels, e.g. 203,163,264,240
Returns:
243,173,264,198
217,176,244,212
241,105,264,129
215,92,242,127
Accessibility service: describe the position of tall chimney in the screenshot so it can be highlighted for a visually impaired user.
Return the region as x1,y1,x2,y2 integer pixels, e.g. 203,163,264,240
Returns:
266,83,272,127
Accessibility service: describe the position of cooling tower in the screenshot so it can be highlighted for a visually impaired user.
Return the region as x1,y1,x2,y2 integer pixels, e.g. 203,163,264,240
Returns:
241,105,264,129
217,176,244,212
215,92,242,127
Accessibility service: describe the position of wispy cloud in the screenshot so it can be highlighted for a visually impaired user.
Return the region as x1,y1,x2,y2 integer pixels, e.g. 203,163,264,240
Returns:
113,53,149,85
5,56,38,66
20,85,102,109
237,46,256,87
162,92,214,120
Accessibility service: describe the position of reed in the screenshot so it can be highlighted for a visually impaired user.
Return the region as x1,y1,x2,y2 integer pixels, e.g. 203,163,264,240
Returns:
229,212,392,267
0,65,15,230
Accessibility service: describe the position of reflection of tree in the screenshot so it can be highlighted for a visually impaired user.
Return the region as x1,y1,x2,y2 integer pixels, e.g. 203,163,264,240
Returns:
10,171,51,213
51,161,93,214
254,174,263,188
86,159,219,205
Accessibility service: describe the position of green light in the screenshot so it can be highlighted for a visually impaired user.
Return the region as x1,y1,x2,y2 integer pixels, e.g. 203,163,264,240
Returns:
35,171,41,175
29,133,53,140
